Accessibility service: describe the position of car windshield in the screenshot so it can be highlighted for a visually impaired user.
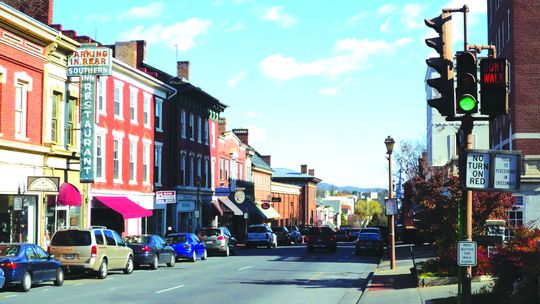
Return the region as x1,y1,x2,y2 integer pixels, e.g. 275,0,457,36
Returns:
360,228,380,234
308,227,334,235
248,226,268,233
124,235,150,244
358,233,382,241
166,235,188,243
273,227,285,232
199,229,221,237
0,244,19,257
50,230,92,246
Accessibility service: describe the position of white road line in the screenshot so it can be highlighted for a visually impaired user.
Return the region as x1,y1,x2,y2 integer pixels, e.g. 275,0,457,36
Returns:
238,266,252,271
155,284,185,294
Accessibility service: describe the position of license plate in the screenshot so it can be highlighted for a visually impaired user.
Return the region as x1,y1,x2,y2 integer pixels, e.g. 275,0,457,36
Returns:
64,254,76,260
317,238,322,242
205,241,213,244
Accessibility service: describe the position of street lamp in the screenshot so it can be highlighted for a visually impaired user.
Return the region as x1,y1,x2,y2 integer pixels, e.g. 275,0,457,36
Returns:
384,135,396,270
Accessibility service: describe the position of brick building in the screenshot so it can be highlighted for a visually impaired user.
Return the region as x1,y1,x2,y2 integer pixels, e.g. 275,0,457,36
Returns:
487,0,540,230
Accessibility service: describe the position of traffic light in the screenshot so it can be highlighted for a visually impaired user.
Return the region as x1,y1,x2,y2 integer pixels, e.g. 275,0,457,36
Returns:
425,12,454,117
480,58,508,116
455,51,478,114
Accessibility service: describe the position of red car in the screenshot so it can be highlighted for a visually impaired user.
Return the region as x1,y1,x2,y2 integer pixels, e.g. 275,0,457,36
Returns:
305,227,337,252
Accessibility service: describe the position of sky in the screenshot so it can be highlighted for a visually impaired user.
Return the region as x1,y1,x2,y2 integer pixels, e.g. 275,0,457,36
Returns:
53,0,487,188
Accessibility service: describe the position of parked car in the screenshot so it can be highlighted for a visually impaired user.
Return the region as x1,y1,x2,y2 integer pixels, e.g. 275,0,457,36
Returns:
355,233,384,255
166,233,207,262
306,226,337,252
335,230,350,242
359,227,382,238
287,226,303,244
49,226,134,279
272,226,292,245
246,224,277,248
197,227,237,256
0,243,63,292
300,225,313,237
0,268,4,289
349,228,361,240
124,235,175,269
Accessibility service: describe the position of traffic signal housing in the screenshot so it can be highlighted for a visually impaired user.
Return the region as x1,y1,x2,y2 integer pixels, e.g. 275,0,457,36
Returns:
480,58,508,116
455,51,478,115
425,12,454,117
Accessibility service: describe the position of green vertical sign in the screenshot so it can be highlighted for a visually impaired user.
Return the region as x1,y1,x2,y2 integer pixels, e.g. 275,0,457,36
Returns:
80,76,96,183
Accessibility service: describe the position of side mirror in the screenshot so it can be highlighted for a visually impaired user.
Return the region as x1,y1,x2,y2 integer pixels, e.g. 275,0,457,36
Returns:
48,254,55,260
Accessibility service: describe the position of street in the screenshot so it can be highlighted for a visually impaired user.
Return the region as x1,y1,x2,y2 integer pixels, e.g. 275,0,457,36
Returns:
0,242,378,304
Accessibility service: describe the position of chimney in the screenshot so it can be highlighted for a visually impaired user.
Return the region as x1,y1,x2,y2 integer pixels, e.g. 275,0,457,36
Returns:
232,128,249,146
177,61,190,80
301,165,307,174
218,118,227,135
308,169,315,176
4,0,54,25
261,155,271,166
114,41,146,68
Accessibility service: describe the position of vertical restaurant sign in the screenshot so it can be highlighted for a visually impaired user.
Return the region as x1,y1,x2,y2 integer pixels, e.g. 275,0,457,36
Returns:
67,44,113,183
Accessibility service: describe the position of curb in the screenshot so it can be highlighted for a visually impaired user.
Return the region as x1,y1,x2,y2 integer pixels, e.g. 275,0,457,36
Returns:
356,255,384,304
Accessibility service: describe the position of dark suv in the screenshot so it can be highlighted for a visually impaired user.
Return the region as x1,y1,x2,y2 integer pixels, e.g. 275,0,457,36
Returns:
305,227,336,252
272,226,292,245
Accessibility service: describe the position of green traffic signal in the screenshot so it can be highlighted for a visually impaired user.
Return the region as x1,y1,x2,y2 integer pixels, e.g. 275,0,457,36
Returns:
459,95,476,112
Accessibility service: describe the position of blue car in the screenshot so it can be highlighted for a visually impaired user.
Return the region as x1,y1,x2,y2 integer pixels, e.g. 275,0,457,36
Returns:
165,233,207,262
0,243,64,292
124,235,176,270
0,268,5,289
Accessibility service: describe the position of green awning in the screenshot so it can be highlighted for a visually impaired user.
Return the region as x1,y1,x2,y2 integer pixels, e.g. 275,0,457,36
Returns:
255,203,281,219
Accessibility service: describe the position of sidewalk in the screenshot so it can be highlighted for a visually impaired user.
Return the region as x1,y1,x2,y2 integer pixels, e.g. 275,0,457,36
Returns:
357,244,493,304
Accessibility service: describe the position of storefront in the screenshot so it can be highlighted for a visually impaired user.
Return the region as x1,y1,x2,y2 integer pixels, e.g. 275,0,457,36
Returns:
0,194,38,244
90,195,152,236
44,182,82,245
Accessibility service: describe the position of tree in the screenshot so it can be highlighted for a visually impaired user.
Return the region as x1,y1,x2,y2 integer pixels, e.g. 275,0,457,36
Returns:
393,138,426,181
355,199,383,226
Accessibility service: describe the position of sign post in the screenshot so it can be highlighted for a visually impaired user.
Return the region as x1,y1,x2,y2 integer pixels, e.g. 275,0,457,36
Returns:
68,43,112,183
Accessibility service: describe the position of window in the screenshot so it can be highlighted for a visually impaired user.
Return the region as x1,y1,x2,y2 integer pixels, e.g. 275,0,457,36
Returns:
50,92,62,143
94,230,104,245
197,116,202,143
113,138,122,181
25,246,37,260
204,158,209,187
129,140,136,182
189,113,194,140
15,82,28,138
181,110,186,139
225,159,230,180
507,197,524,239
66,97,77,147
143,142,150,183
204,120,209,145
97,77,106,114
154,143,163,185
155,99,163,132
143,94,150,127
507,9,511,42
114,81,124,118
96,134,105,179
180,152,186,186
197,156,202,183
104,230,116,246
219,158,225,180
190,155,194,186
130,88,137,123
211,121,215,147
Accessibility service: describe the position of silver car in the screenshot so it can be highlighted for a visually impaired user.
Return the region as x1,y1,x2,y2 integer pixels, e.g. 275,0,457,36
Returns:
197,227,237,256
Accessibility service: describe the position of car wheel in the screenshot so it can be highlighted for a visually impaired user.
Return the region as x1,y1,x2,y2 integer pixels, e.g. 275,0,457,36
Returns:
150,254,159,270
166,253,176,267
224,245,230,257
97,259,108,279
201,249,207,260
190,251,197,262
21,271,32,292
54,268,64,286
123,256,134,274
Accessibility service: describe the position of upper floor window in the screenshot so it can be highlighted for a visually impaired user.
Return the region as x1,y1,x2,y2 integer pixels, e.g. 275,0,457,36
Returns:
507,9,511,42
181,110,186,139
189,155,194,186
204,120,209,145
15,82,28,138
204,158,209,187
197,116,202,143
95,133,105,180
180,151,186,186
211,121,216,148
50,91,62,143
113,138,122,181
219,158,225,180
155,98,163,132
189,113,194,141
154,143,163,186
130,88,138,123
129,139,137,182
66,96,77,147
97,77,107,115
143,94,151,127
143,141,150,183
114,81,124,119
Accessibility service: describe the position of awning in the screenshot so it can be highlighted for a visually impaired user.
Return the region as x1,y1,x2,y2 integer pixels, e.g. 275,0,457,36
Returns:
255,203,281,219
94,196,152,219
211,200,223,216
57,183,82,206
218,197,243,216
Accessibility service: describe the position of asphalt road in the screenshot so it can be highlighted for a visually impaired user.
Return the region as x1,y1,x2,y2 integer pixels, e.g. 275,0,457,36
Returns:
0,241,380,304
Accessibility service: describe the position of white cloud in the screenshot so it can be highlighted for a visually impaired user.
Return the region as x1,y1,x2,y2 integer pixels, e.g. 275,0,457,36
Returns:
246,125,267,142
319,88,338,96
260,6,297,28
245,111,261,119
119,18,212,51
380,17,392,32
120,2,165,20
227,70,247,87
378,4,398,15
346,11,369,24
402,3,423,29
260,38,405,81
225,23,245,32
395,37,412,46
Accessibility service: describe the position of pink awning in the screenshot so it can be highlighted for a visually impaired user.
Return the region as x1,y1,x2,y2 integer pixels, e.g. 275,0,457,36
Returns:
94,196,152,219
57,183,82,206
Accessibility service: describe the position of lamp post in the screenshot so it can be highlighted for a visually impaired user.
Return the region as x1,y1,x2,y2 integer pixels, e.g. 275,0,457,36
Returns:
384,135,396,270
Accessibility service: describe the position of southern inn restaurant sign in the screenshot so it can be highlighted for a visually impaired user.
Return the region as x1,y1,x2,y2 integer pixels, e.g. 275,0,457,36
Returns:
68,44,112,183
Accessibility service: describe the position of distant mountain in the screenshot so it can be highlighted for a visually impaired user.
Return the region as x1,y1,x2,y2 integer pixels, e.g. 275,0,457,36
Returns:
317,182,385,194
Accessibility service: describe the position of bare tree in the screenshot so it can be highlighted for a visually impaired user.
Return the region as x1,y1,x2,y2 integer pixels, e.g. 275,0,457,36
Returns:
393,138,426,182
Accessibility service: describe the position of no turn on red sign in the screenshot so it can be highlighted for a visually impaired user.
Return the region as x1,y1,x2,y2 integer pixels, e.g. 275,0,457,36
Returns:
460,149,522,192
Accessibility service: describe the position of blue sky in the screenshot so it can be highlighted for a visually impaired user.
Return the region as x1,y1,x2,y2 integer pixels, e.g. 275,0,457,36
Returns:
53,0,487,188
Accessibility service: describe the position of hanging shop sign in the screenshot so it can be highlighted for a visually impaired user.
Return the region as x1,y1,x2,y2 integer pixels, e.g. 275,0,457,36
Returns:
27,176,60,192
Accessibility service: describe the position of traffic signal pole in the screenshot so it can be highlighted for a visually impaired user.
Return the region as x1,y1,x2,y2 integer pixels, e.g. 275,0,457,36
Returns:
460,115,474,304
